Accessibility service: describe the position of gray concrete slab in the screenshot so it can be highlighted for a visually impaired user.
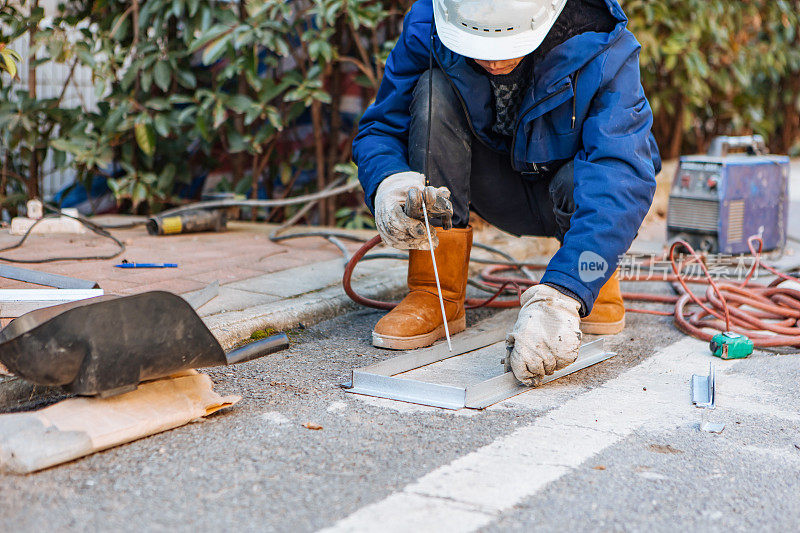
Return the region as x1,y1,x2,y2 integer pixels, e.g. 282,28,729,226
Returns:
226,259,347,297
192,286,281,318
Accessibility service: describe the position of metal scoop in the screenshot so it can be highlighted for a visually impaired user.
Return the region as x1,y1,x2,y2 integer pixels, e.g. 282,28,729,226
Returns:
0,291,288,397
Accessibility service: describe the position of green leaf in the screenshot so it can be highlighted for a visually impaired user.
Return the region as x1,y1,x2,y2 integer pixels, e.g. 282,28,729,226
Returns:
134,122,156,157
202,34,232,65
0,51,18,79
153,114,169,137
50,138,83,154
131,181,148,207
212,101,227,128
176,70,196,89
196,113,211,141
140,70,153,92
154,61,171,92
158,163,177,191
227,94,253,113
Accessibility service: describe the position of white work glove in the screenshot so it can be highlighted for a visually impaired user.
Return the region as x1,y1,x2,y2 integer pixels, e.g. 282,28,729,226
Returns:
507,284,582,386
374,171,449,250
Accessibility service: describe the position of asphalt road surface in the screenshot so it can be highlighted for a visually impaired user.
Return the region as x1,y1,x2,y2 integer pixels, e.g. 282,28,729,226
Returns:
3,304,799,532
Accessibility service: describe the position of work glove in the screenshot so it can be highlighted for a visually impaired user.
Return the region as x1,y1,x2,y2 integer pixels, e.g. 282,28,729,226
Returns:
507,284,582,386
374,171,451,250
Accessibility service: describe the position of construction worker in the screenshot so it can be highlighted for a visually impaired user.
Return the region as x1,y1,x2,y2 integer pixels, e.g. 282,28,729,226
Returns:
352,0,661,385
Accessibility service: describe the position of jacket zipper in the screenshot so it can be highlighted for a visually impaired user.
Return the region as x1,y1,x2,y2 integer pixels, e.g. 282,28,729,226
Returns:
570,70,579,129
510,82,570,172
428,25,577,169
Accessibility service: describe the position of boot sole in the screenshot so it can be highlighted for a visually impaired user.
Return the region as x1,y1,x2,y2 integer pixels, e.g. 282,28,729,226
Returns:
580,316,625,335
372,315,467,350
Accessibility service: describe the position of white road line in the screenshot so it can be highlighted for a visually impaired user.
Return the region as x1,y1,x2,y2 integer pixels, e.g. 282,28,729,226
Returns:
321,338,789,533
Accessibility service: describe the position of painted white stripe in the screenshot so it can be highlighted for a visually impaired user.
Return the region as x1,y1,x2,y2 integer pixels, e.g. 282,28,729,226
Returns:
322,338,790,533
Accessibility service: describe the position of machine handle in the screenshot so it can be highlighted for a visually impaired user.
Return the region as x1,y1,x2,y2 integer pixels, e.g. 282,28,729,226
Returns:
225,333,290,365
707,135,767,157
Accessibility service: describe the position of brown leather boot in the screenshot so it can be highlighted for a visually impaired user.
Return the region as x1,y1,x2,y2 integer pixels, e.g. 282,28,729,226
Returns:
372,227,472,350
580,270,625,335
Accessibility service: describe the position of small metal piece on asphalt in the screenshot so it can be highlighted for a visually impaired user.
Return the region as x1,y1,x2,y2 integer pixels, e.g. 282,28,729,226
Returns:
700,410,725,434
700,421,725,434
691,363,715,408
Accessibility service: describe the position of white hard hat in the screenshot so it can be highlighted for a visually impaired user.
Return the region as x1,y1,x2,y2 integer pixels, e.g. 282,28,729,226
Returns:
433,0,569,61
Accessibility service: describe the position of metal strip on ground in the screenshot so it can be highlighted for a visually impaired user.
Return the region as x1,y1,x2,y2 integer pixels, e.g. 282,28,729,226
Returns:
349,371,467,409
363,309,517,376
182,280,219,311
464,340,614,409
0,289,105,318
0,265,98,289
346,336,615,410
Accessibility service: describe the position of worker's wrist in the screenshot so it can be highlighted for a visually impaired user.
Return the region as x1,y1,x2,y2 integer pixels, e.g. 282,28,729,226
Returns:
542,283,587,317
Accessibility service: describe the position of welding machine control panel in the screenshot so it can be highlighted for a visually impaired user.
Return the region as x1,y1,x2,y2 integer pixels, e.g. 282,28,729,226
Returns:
673,162,723,199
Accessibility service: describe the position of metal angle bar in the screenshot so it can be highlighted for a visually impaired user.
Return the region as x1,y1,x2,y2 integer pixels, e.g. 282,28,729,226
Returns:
465,339,614,409
0,264,98,289
346,370,466,410
345,339,615,410
691,363,715,408
363,309,517,376
365,329,506,377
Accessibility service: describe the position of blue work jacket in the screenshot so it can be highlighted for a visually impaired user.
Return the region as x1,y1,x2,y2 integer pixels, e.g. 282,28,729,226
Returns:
352,0,661,312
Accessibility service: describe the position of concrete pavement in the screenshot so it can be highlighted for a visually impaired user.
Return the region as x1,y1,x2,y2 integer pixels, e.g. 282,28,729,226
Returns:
1,306,798,531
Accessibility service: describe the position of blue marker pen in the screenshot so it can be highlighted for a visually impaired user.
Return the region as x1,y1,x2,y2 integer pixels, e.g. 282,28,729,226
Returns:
114,262,178,268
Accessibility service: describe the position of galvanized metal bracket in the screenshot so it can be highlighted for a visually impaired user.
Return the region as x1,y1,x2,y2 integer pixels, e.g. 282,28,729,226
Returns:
691,363,715,409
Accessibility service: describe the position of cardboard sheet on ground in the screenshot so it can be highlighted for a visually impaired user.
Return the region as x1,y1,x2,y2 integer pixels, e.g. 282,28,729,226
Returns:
0,371,240,474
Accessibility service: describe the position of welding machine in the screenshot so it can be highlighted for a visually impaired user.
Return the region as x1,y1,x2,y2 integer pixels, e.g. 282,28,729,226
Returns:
667,135,791,254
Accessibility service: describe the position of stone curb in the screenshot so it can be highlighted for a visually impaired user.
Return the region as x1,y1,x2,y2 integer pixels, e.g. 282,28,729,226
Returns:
207,264,407,349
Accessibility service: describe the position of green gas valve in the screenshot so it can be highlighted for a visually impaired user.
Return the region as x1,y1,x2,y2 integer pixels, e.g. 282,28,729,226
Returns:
709,331,754,360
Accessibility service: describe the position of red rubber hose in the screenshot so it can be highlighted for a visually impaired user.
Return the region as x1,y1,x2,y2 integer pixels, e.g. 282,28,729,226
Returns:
342,234,800,348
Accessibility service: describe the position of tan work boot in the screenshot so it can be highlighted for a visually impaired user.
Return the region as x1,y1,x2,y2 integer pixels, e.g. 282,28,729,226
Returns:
580,270,625,335
372,227,472,350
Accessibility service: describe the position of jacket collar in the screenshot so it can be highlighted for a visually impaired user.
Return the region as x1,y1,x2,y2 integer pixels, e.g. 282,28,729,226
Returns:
531,0,628,89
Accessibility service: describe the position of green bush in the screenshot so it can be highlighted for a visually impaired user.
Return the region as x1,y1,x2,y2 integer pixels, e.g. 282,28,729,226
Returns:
1,0,408,222
0,0,798,219
628,0,800,157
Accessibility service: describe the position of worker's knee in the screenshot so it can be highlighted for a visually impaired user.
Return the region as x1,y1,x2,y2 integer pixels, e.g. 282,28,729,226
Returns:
411,70,465,128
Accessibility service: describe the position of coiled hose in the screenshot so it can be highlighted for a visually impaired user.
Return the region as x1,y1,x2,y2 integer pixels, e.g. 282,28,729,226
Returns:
342,234,800,349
